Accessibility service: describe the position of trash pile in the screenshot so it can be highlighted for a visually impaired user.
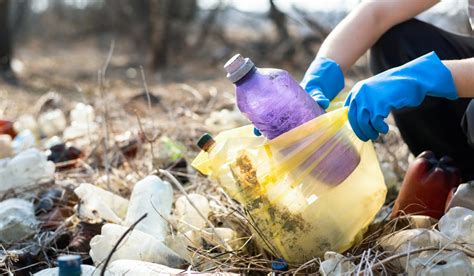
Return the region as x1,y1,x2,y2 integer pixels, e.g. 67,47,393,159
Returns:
0,55,473,275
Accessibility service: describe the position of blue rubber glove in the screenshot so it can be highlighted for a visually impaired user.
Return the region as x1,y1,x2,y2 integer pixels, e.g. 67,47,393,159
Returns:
300,57,345,109
344,51,458,142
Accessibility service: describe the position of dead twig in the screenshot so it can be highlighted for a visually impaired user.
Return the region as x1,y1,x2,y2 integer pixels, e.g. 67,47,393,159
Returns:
100,213,148,276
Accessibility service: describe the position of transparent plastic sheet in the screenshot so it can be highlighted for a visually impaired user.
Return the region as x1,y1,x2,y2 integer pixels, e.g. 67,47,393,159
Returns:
192,107,387,264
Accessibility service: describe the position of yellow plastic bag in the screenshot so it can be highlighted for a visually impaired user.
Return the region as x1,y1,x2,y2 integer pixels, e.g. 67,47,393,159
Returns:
192,107,387,264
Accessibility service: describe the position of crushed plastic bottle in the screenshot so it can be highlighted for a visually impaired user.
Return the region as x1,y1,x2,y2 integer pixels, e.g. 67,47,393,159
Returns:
445,182,474,211
319,252,356,276
166,227,239,263
125,175,173,240
38,109,67,137
174,193,210,233
106,260,238,275
380,225,473,274
438,207,474,247
89,223,185,267
0,148,55,195
74,183,129,223
407,251,473,276
13,115,40,138
63,103,98,140
0,134,12,158
0,198,38,243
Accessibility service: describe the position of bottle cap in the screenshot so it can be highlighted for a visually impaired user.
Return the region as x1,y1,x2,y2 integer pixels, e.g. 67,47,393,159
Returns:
271,258,289,271
58,255,82,275
197,133,215,152
224,54,255,83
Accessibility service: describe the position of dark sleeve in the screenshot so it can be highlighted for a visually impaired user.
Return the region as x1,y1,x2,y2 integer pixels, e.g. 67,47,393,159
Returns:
461,99,474,148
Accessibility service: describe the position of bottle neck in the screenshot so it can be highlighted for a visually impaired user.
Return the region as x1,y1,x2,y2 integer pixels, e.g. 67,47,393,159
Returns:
202,141,216,153
234,66,256,86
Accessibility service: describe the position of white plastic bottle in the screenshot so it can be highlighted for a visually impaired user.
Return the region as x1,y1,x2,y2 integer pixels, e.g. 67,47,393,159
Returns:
13,115,40,138
0,148,55,195
175,194,210,233
89,223,185,267
74,183,129,223
63,103,97,140
0,198,38,242
125,175,173,240
106,260,189,275
38,109,67,137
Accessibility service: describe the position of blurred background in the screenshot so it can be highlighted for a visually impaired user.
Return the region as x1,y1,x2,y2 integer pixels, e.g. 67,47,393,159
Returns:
0,0,368,91
1,0,468,94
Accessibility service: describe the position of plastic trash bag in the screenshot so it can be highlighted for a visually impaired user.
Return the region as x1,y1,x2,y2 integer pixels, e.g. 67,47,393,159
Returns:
192,107,387,263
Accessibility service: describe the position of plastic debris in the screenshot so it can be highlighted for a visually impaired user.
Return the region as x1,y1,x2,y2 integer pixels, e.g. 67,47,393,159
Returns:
438,207,474,248
380,229,451,269
125,175,173,240
0,198,38,243
175,193,210,233
34,261,97,276
392,151,460,219
74,183,129,223
0,148,55,195
272,258,289,272
445,182,474,211
38,109,67,138
63,103,98,140
0,119,16,137
47,143,83,169
407,250,473,276
166,227,240,263
13,115,40,138
11,129,37,154
89,223,185,267
43,135,63,149
106,259,239,275
319,252,356,276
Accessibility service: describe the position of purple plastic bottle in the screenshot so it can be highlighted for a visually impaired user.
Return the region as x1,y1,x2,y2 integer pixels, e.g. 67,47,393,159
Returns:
224,54,360,187
224,54,325,139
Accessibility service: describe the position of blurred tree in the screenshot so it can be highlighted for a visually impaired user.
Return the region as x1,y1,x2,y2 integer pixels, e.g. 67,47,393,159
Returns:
269,0,289,41
268,0,295,63
0,0,12,74
149,0,197,71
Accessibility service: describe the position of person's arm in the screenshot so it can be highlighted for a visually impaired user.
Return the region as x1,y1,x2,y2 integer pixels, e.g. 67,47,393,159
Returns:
444,58,474,98
317,0,439,72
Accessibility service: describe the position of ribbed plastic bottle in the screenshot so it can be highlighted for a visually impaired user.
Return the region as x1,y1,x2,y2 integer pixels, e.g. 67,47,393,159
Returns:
224,54,325,139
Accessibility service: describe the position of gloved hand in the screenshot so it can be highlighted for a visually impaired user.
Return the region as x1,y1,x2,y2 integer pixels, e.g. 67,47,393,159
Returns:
300,57,345,109
344,51,458,141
